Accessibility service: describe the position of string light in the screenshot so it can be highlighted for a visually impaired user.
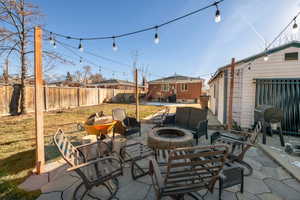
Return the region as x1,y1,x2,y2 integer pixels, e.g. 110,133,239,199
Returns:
263,50,269,61
214,3,221,23
292,19,299,34
78,39,83,52
112,37,118,51
154,26,160,44
79,57,82,63
53,40,56,48
49,32,54,45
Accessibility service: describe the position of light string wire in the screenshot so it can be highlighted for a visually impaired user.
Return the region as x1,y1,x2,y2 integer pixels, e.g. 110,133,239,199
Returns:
42,0,224,41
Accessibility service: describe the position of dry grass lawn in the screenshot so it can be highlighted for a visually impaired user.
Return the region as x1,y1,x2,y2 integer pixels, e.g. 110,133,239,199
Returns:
0,103,161,200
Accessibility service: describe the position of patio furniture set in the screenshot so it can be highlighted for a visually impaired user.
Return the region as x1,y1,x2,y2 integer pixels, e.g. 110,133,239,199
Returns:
54,107,261,200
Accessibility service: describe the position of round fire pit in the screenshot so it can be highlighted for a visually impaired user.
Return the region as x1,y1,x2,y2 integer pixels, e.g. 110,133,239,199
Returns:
148,127,193,150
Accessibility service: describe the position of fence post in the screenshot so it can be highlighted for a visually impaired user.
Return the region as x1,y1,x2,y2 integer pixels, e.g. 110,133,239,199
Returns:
77,87,80,107
44,85,48,111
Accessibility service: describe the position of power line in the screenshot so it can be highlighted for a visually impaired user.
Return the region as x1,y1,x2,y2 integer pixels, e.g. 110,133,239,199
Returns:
42,0,224,41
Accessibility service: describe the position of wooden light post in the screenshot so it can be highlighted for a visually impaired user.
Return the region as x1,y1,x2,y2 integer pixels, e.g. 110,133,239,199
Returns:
134,68,139,121
34,26,45,174
228,58,235,130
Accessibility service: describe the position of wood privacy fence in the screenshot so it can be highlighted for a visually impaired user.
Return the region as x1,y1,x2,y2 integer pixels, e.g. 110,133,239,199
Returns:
0,85,136,116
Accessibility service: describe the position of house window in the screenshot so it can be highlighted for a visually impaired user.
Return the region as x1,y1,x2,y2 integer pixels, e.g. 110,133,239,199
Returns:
285,52,298,61
161,84,169,91
181,83,188,91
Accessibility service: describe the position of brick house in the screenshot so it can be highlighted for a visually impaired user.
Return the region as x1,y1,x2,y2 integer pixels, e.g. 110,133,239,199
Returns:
148,75,204,103
87,79,147,91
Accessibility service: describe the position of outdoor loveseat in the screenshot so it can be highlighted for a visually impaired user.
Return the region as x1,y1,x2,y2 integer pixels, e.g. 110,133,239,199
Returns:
161,107,208,144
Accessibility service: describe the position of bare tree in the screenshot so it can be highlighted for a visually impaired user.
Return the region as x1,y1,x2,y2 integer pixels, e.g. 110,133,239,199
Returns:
74,70,82,82
0,0,69,114
82,65,91,84
0,0,41,114
89,73,104,83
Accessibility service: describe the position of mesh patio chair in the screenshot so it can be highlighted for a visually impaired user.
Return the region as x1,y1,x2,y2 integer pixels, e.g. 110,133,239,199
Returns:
210,121,262,176
54,129,123,200
149,145,228,200
112,108,141,137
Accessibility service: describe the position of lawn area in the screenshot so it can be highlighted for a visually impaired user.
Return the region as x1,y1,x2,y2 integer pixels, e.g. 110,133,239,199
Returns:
0,103,161,200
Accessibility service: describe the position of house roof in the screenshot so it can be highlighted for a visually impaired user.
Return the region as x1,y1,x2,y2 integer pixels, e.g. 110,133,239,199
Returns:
96,79,134,85
149,75,203,83
208,41,300,84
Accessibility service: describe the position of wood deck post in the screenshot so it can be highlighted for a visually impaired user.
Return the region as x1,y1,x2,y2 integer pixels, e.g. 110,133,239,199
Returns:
135,68,139,121
228,58,235,130
34,26,45,174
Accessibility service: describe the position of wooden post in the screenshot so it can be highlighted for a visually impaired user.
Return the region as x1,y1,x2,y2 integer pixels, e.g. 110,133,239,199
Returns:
135,68,139,121
34,26,45,174
228,58,235,130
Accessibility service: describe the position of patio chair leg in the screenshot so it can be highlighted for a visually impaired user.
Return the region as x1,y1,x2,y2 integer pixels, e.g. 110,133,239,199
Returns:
131,160,148,180
240,169,244,193
73,182,89,200
219,178,223,200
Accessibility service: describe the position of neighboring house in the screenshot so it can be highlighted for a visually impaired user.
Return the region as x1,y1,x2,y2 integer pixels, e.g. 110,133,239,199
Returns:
89,79,146,91
148,75,204,103
208,41,300,135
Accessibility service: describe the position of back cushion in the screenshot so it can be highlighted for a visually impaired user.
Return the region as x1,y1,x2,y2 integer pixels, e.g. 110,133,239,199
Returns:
112,108,126,121
175,107,191,127
188,108,207,130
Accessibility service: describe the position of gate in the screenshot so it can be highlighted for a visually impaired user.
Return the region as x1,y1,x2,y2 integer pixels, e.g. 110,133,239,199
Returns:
255,78,300,136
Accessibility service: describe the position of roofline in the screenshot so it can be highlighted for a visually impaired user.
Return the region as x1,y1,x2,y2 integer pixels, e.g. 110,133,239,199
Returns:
208,41,300,84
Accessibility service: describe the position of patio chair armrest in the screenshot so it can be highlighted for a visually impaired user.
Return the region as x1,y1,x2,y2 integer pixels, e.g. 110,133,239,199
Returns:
217,137,253,146
149,159,164,189
67,156,122,172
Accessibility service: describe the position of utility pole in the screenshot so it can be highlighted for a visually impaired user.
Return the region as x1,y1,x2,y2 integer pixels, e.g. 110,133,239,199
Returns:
34,26,45,174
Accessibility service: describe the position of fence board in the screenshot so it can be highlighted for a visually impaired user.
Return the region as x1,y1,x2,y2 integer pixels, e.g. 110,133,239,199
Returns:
0,85,136,116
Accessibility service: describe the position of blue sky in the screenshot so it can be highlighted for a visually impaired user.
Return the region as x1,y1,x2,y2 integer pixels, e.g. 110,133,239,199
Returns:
8,0,300,81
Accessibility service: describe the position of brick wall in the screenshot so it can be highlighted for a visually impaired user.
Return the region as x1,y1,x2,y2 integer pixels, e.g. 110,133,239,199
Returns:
148,82,202,101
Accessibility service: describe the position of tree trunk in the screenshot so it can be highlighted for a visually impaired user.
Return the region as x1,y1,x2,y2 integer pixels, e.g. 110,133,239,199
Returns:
20,0,27,114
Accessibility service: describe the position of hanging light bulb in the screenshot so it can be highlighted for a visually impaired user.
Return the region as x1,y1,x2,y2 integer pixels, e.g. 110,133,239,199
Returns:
292,19,299,34
215,3,221,23
112,37,118,51
78,39,83,52
49,32,54,45
154,26,160,44
53,40,56,48
79,57,82,63
264,54,269,61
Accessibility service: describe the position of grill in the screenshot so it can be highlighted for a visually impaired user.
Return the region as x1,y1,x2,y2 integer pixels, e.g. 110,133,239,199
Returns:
254,104,285,146
254,105,283,124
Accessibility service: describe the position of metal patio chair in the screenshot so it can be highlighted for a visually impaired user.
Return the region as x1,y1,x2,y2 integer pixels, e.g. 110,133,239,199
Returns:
54,129,123,200
149,145,228,200
210,121,262,176
120,142,154,180
112,108,141,137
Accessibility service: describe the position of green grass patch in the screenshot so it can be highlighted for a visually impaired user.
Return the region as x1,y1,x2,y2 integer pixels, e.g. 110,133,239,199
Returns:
0,103,161,199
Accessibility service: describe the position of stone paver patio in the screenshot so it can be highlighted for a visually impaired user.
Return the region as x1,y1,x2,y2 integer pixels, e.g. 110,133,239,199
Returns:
31,122,300,200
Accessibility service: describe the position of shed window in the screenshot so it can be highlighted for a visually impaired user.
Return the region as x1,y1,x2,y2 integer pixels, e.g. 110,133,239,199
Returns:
181,83,188,91
285,52,298,61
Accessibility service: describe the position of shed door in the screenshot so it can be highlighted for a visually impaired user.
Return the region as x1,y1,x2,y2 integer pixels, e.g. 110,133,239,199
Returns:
255,79,300,135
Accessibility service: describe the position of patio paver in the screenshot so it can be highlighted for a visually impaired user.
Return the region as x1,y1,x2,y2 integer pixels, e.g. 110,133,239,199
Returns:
32,114,300,200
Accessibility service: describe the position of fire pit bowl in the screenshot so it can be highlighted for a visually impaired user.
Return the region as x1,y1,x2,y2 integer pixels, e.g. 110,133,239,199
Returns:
148,127,193,150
